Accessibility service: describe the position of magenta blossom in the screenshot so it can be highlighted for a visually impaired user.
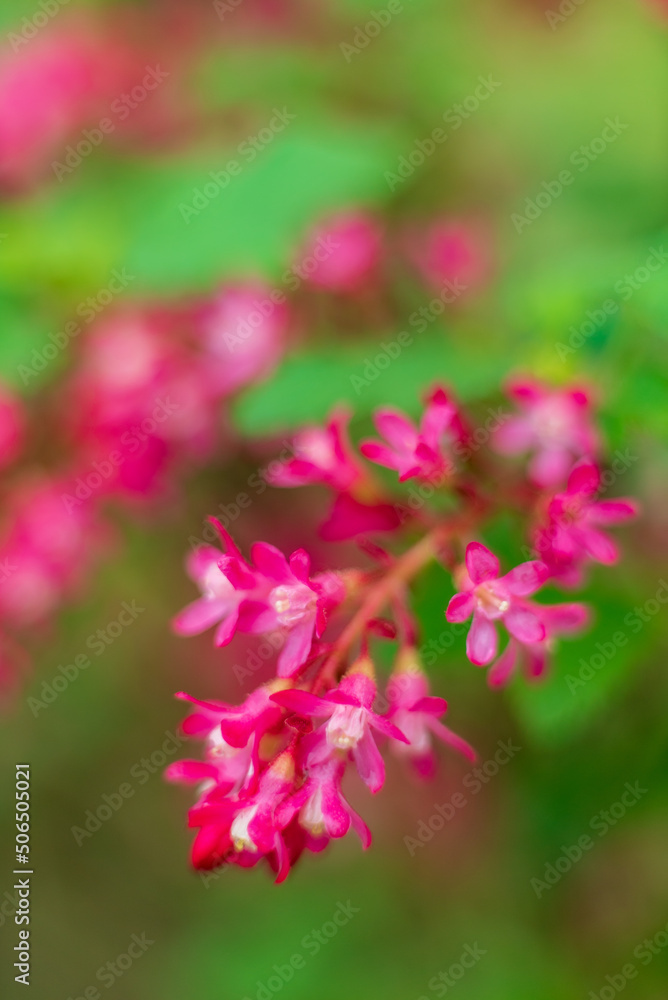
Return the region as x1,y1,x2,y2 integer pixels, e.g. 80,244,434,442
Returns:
385,655,476,777
267,408,364,493
487,601,589,687
187,748,298,881
172,531,263,647
445,542,550,666
408,218,490,296
275,756,371,851
295,211,381,291
173,527,344,676
534,462,638,586
494,377,599,487
271,660,408,793
0,384,24,470
198,282,287,395
360,387,459,482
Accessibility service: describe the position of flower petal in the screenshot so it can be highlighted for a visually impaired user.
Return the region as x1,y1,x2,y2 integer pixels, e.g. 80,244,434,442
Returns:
270,689,332,717
465,542,500,585
172,598,227,636
277,620,315,677
500,560,549,597
251,541,291,582
369,713,410,743
352,729,386,793
445,591,474,623
466,610,498,665
504,607,545,644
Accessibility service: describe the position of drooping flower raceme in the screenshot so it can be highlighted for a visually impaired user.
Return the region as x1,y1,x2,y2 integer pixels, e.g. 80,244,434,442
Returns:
168,377,638,882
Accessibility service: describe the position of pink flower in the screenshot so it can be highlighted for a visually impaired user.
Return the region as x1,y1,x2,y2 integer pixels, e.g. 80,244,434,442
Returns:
271,659,408,792
0,29,131,190
385,654,476,777
488,601,589,687
0,475,108,627
494,377,599,487
174,528,344,675
267,408,364,492
275,756,371,851
198,282,287,395
445,542,550,666
408,218,489,295
186,748,298,880
295,211,381,291
245,542,344,677
0,384,25,470
172,532,261,646
534,462,639,586
360,387,459,482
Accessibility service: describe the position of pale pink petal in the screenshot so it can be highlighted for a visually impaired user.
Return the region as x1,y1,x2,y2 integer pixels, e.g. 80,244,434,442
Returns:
172,598,228,636
185,546,220,582
581,526,618,564
504,607,545,644
529,446,572,487
465,542,500,585
446,591,474,622
466,610,498,665
277,620,315,677
493,415,534,454
359,440,403,470
165,760,218,783
369,713,410,743
348,804,372,848
352,729,386,793
588,499,638,524
374,408,418,450
213,606,240,647
500,560,549,596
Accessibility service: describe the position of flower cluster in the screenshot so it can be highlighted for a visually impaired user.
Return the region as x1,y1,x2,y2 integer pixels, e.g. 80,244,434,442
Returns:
169,376,637,881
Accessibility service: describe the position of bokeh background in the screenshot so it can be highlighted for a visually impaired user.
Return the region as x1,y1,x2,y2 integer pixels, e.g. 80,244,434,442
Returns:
1,0,668,998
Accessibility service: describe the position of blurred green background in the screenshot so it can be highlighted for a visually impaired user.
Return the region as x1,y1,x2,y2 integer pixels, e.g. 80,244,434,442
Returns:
1,0,668,998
